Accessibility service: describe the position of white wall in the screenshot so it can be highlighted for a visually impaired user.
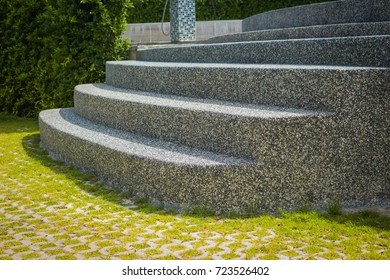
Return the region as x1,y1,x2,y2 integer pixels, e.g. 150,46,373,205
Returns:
122,20,242,44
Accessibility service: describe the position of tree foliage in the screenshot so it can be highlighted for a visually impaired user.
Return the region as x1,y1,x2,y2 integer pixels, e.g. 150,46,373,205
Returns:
128,0,335,23
0,0,131,117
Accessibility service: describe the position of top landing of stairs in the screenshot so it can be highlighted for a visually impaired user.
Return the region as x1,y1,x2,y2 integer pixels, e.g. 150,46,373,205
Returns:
243,0,390,32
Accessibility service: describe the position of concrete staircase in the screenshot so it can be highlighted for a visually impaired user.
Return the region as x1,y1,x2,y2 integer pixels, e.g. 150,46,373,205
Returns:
39,0,390,214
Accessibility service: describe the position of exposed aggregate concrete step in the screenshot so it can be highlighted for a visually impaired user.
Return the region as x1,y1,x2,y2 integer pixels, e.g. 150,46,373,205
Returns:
74,83,330,159
206,21,390,44
106,61,390,111
75,84,323,119
39,108,265,213
137,35,390,67
39,0,390,213
39,107,388,213
39,108,252,166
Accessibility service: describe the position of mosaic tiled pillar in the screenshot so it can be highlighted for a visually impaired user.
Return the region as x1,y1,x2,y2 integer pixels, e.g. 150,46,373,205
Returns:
170,0,196,42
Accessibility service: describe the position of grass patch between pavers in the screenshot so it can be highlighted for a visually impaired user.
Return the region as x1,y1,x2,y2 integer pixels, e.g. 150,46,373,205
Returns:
0,113,389,260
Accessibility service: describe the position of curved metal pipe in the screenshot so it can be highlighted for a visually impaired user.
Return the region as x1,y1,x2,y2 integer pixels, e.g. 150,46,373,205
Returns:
161,0,171,36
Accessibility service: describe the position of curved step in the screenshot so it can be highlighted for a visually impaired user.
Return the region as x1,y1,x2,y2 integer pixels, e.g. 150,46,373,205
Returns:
39,108,267,213
137,35,390,67
74,83,330,159
105,61,390,112
39,108,252,166
206,21,390,44
39,108,388,213
242,0,390,32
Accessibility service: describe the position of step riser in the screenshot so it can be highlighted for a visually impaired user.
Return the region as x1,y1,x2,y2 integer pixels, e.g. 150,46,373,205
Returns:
137,36,390,67
39,109,389,213
242,0,390,32
206,22,390,44
74,86,330,160
106,62,390,112
38,111,257,212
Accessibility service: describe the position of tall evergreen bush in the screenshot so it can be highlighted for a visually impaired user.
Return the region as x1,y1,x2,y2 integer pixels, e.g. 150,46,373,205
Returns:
0,0,131,117
128,0,335,23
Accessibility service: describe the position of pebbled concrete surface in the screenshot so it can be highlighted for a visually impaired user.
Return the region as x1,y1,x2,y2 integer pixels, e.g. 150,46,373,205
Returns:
39,0,390,214
39,108,264,213
39,108,253,166
105,61,390,112
137,35,390,67
242,0,390,31
39,107,389,214
206,21,390,44
74,83,330,160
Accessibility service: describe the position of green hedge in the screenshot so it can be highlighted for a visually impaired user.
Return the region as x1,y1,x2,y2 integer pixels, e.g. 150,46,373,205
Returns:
128,0,335,23
0,0,336,117
0,0,131,117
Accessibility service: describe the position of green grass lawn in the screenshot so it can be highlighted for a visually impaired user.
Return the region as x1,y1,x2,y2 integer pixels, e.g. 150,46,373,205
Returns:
0,112,389,260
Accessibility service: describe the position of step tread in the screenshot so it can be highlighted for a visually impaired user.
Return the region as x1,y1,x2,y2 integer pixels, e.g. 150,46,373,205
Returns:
205,21,390,43
40,108,255,166
106,60,389,112
141,34,390,50
136,35,390,67
109,60,386,70
242,0,389,31
76,83,328,119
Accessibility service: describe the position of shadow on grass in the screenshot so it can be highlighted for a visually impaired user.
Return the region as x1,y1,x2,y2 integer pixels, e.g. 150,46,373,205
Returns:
0,113,38,134
322,210,390,231
22,133,390,231
22,133,178,216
